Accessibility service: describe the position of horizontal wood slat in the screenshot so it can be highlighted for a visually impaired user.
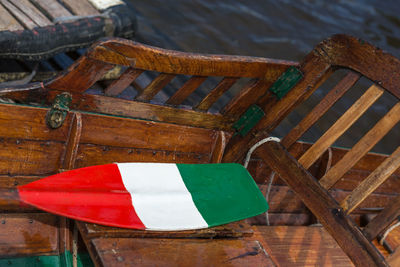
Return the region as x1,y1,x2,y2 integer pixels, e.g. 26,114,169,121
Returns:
135,73,175,101
299,84,384,169
60,0,99,16
195,77,238,111
281,71,360,149
104,68,143,96
320,102,400,189
166,76,207,105
341,146,400,213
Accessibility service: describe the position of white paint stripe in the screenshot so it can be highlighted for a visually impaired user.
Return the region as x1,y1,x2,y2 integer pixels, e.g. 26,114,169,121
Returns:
117,163,208,230
88,0,124,10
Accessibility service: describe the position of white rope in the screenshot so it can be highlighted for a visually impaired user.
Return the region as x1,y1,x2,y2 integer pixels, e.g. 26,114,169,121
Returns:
380,220,400,246
244,137,280,226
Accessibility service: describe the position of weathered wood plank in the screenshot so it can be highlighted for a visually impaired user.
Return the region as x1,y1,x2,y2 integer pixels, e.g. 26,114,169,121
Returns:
166,76,207,105
0,213,59,257
12,0,52,27
299,84,384,169
341,146,400,213
101,39,297,78
74,144,210,169
253,226,354,266
364,195,400,241
135,73,175,101
104,68,143,96
4,90,235,130
61,112,82,170
78,221,253,239
46,56,115,93
60,0,99,16
0,139,63,176
281,71,361,149
320,102,400,189
257,141,388,266
222,79,270,118
195,77,238,111
31,0,72,19
210,131,229,163
0,4,23,31
0,0,37,29
78,113,218,154
89,237,274,266
222,52,332,163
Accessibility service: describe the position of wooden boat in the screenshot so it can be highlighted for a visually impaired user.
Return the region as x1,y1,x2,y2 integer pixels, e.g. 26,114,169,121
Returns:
0,34,399,266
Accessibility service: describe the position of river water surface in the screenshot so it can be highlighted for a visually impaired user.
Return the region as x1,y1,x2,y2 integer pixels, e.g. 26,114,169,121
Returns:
129,0,400,153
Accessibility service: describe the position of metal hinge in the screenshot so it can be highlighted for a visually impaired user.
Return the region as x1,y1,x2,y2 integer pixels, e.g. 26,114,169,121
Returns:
46,92,72,129
269,66,303,99
233,104,265,136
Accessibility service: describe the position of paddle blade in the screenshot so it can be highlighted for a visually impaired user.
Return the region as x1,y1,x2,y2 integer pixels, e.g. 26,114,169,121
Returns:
18,163,268,230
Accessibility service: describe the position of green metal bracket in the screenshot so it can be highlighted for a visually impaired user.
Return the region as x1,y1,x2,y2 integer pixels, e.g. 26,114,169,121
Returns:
46,92,72,129
233,104,265,136
269,66,303,99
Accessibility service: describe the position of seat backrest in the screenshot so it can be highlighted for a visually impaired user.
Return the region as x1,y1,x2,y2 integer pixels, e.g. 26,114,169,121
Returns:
252,35,400,266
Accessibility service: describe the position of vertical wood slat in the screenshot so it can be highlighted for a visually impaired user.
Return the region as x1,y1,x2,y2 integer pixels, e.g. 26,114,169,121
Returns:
60,0,100,16
281,71,361,149
299,84,384,169
31,0,72,19
104,68,143,96
195,77,238,111
341,146,400,213
11,0,52,27
210,131,227,163
166,76,207,105
0,0,37,29
257,142,388,267
135,73,175,101
221,79,270,118
0,4,24,31
320,102,400,189
61,113,82,171
364,195,400,241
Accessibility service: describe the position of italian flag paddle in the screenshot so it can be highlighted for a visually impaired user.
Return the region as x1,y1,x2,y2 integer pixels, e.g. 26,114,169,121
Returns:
17,163,268,231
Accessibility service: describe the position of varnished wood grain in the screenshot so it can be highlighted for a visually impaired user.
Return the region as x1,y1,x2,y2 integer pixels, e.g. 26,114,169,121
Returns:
104,68,143,96
281,71,361,149
89,237,274,267
166,76,207,105
100,39,297,78
0,213,59,257
78,221,253,239
364,195,400,241
195,77,238,111
341,146,400,213
299,84,384,169
257,141,388,266
253,226,354,266
135,73,175,101
320,102,400,189
61,112,82,170
210,131,228,163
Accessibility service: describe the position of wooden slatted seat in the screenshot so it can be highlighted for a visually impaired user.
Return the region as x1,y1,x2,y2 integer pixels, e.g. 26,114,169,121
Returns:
247,35,400,266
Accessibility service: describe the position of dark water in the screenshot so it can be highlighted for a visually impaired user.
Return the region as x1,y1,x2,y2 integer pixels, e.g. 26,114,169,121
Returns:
129,0,400,154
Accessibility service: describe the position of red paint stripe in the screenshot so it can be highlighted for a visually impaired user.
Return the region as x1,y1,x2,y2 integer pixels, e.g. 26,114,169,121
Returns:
18,164,146,229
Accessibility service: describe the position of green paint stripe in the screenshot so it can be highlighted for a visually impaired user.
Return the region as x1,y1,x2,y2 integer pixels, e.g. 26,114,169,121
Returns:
0,250,94,267
177,163,268,227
